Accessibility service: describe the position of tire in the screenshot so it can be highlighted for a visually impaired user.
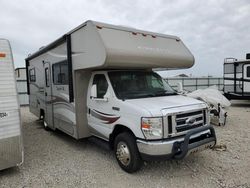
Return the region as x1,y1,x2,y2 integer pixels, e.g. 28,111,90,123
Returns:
43,115,50,131
114,132,142,173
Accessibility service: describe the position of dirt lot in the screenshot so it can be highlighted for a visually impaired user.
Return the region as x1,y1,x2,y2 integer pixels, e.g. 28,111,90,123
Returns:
0,101,250,188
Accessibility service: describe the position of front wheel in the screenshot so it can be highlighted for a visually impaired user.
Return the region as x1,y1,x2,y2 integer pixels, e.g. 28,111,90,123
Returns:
114,132,142,173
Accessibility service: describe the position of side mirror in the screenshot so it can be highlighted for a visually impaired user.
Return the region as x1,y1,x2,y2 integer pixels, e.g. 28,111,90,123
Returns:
90,84,97,98
176,82,183,92
104,86,111,99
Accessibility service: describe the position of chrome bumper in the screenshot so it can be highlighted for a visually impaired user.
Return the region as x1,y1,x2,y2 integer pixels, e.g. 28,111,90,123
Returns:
137,125,216,160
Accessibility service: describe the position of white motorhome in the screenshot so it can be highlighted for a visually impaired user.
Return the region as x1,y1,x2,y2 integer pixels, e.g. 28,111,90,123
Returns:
224,54,250,100
26,21,216,173
0,39,23,170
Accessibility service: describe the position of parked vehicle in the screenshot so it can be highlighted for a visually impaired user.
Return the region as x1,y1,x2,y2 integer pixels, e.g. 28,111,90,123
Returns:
26,21,216,173
224,53,250,100
15,67,29,106
0,39,23,171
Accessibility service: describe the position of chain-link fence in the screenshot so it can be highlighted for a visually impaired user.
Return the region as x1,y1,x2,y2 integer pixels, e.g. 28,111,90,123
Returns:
164,77,223,92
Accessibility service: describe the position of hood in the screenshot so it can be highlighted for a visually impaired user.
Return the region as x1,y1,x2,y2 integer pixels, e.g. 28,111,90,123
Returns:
124,95,206,116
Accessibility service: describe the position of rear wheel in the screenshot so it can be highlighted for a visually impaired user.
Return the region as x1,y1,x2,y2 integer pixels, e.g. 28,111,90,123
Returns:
114,132,142,173
42,115,50,131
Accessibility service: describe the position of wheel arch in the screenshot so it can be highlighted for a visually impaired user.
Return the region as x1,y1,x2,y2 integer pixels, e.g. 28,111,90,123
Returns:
109,124,135,149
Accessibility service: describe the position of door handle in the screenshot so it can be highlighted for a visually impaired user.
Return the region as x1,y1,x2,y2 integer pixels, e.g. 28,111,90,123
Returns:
45,92,47,96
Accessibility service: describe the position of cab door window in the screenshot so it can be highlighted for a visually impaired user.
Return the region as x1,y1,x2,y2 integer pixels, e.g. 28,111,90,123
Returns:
92,74,108,98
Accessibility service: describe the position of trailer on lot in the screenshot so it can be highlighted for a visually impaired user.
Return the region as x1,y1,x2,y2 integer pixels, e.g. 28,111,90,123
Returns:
224,53,250,100
0,39,23,171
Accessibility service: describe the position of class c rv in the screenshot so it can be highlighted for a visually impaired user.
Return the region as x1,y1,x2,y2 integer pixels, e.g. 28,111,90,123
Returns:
224,53,250,100
26,21,216,173
0,39,23,171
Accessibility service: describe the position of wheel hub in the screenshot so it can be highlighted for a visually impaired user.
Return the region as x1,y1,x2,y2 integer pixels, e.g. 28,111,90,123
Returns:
116,141,131,166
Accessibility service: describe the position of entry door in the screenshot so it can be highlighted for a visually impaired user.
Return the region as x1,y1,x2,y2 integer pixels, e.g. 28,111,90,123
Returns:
44,64,54,128
243,64,250,93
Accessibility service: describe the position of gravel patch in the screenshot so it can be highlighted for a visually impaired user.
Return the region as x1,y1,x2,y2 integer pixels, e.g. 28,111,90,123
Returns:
0,101,250,188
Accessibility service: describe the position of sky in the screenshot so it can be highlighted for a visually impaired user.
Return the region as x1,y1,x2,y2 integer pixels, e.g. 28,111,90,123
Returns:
1,0,250,77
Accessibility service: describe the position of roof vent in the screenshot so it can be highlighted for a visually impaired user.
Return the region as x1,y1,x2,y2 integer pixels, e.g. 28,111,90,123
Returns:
246,53,250,59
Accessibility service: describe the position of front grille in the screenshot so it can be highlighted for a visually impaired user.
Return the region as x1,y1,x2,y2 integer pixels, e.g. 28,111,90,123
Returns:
175,110,205,133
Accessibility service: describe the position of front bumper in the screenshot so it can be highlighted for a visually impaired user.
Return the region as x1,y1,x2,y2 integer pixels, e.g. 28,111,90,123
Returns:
136,125,216,161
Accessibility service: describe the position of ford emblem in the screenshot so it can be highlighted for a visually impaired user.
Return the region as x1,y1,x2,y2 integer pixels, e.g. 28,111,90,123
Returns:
186,117,196,125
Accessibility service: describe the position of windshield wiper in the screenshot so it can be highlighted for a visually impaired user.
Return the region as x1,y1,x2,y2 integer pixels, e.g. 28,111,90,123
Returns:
133,93,156,98
154,91,177,96
120,91,177,100
121,93,156,100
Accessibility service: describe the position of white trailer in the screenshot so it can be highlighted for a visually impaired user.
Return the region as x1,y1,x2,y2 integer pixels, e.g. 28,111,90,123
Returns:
0,39,23,171
224,53,250,100
26,21,216,173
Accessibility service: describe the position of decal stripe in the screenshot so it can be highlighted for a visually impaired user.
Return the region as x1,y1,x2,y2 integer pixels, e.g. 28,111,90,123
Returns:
90,109,120,124
93,110,116,116
45,96,69,105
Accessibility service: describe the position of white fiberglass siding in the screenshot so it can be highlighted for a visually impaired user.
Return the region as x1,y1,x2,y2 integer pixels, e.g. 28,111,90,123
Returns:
0,39,23,170
0,39,20,138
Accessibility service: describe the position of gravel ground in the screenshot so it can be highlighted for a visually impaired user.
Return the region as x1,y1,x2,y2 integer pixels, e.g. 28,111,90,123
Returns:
0,101,250,188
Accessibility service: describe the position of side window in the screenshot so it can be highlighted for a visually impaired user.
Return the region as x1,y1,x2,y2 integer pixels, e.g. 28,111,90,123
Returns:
52,61,68,85
93,74,108,98
53,63,60,84
247,66,250,77
29,68,36,82
45,68,50,87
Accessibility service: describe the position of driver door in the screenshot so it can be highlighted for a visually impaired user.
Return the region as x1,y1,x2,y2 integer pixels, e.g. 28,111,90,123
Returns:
87,74,118,139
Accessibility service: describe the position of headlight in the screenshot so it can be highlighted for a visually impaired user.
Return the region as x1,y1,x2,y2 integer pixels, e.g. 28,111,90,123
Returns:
141,117,163,139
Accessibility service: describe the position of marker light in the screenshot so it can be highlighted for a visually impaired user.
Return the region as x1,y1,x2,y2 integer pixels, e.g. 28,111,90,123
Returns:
0,53,6,58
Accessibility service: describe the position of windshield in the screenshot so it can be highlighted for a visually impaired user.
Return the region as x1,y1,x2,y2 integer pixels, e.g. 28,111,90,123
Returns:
108,71,176,100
